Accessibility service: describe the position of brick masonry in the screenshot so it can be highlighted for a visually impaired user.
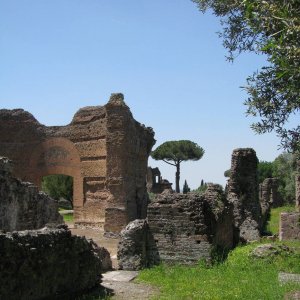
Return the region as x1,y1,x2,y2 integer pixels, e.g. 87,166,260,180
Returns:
0,94,155,233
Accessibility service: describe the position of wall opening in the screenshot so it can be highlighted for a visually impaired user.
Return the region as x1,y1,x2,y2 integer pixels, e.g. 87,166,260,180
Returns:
41,174,74,216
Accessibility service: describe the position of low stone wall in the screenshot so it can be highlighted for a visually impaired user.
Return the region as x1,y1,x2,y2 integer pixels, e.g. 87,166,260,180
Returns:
0,225,111,300
279,212,300,241
118,186,233,269
0,157,62,231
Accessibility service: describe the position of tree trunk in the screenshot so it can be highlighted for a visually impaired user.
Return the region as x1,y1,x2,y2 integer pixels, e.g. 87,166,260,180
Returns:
175,162,180,193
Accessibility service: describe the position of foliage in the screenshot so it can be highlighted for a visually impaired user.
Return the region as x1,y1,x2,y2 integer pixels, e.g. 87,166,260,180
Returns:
138,240,300,299
273,152,297,203
193,183,207,194
41,174,73,207
151,140,204,192
183,180,191,194
192,0,300,152
224,169,231,178
266,205,295,235
257,160,274,183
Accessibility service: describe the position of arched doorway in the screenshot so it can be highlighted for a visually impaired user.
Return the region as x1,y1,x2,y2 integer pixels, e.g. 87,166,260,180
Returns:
28,138,83,217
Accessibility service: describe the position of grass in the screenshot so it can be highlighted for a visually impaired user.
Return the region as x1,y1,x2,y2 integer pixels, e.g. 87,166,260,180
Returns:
138,241,300,299
266,205,295,234
138,205,300,299
63,213,74,222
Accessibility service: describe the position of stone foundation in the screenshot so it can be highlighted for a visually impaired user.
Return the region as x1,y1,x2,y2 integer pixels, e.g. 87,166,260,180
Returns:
0,225,111,300
279,212,300,241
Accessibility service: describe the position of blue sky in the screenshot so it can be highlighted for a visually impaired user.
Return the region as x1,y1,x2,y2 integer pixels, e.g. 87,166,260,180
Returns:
0,0,282,189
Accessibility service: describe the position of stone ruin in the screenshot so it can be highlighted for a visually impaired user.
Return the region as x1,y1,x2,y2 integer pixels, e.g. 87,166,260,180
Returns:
0,93,155,234
118,184,233,269
118,148,267,269
146,166,173,194
0,157,62,231
0,156,112,299
259,177,282,229
227,148,262,243
0,225,111,300
279,158,300,241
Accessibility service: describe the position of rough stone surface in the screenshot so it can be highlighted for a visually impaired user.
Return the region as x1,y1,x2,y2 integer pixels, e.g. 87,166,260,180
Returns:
0,157,63,231
227,148,261,243
118,185,233,269
146,167,173,194
0,93,155,233
250,243,293,259
117,219,159,270
279,272,300,284
285,291,300,300
280,212,300,241
259,178,282,229
0,225,111,300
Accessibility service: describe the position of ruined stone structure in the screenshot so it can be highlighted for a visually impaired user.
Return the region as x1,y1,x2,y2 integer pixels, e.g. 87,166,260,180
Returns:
0,225,111,300
259,178,282,229
279,212,300,241
227,148,262,242
0,94,155,233
0,157,62,231
118,185,233,269
146,167,172,194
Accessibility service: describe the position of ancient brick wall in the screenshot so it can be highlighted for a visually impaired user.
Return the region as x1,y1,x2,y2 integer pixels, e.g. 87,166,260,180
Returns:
227,148,261,242
118,186,233,269
0,94,155,233
0,157,62,231
0,225,110,300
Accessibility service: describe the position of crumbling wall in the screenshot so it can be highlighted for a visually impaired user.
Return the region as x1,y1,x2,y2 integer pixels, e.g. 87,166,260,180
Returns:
227,148,261,242
146,167,173,194
0,225,111,300
104,95,155,233
118,186,233,269
0,157,62,231
279,212,300,241
0,93,155,233
259,178,282,229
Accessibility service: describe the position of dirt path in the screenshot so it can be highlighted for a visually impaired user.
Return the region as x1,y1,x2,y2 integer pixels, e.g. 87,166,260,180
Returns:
66,222,160,299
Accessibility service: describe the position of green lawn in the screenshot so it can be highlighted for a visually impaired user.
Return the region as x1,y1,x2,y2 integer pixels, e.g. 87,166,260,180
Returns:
138,205,300,299
63,213,74,222
266,205,295,234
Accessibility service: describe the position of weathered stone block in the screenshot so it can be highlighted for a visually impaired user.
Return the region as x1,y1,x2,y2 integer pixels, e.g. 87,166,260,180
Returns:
0,225,111,300
279,212,300,241
227,148,261,242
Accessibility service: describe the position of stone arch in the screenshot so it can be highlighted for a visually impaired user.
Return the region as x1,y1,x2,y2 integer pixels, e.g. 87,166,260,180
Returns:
28,138,83,208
